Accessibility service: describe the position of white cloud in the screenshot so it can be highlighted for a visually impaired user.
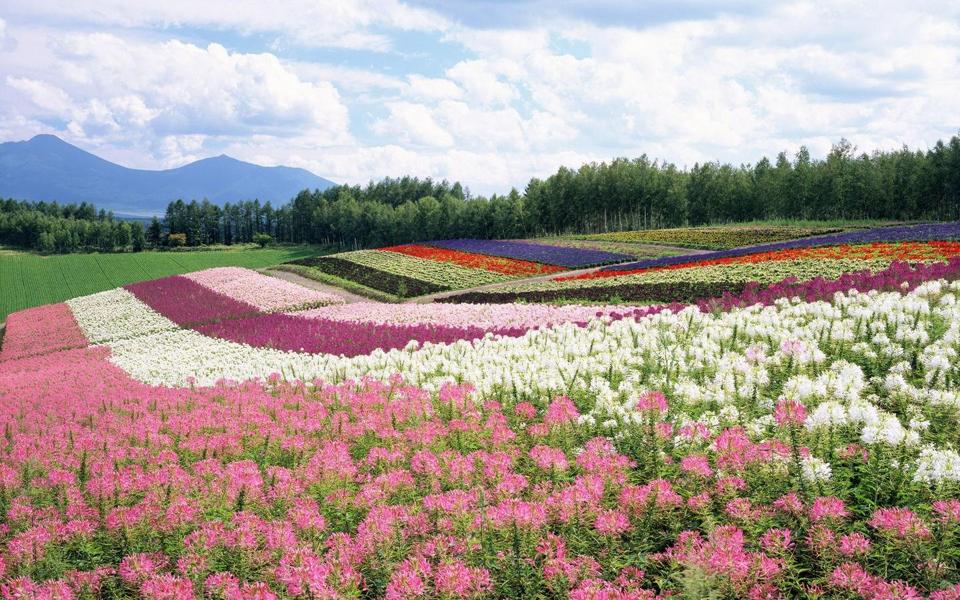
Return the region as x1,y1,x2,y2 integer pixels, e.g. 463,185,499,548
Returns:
5,0,450,51
6,77,74,114
372,102,454,147
445,60,518,106
1,1,959,195
3,31,351,165
404,75,463,101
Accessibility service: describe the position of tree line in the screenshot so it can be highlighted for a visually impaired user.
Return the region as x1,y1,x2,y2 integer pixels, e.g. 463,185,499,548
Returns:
3,136,959,253
0,199,145,253
168,136,955,248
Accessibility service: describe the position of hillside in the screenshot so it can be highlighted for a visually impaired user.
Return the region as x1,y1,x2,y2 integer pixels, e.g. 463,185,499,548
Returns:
0,134,335,215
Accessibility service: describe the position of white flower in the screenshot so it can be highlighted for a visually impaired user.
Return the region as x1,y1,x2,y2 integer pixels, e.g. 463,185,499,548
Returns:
913,446,960,485
801,456,833,483
805,401,847,430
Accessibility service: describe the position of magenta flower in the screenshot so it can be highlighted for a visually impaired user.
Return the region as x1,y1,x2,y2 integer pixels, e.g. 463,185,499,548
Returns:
869,508,931,540
635,390,669,414
933,499,960,525
773,399,807,427
809,497,849,523
838,532,872,557
544,395,580,426
594,509,631,536
680,454,714,478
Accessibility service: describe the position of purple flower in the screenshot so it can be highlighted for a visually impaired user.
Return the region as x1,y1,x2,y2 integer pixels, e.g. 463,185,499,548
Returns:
125,276,260,327
424,239,632,268
195,313,530,357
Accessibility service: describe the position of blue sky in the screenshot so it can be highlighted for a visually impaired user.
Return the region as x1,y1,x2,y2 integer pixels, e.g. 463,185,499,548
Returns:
1,0,958,195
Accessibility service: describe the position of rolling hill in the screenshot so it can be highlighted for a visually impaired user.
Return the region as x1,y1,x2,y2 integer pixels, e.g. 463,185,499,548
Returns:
0,134,335,216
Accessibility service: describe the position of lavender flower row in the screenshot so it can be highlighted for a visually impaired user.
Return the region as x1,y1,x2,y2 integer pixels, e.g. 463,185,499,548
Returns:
195,313,531,357
602,221,960,272
424,238,633,268
125,276,260,327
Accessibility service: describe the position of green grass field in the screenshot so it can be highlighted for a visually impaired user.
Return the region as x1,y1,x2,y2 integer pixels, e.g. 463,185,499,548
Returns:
0,246,320,321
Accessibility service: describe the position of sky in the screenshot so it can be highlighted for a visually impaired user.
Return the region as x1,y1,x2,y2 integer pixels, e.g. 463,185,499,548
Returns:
1,0,958,195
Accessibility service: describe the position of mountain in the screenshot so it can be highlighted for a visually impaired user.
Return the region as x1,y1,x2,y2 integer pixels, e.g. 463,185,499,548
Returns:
0,134,335,216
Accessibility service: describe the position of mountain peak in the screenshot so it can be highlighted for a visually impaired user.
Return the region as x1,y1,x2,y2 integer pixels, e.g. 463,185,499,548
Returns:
0,135,335,216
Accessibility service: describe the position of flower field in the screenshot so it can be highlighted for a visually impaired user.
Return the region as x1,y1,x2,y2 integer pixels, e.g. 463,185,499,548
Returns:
285,239,633,298
443,235,960,304
380,245,565,277
515,238,691,259
2,224,960,598
577,225,855,250
423,239,633,268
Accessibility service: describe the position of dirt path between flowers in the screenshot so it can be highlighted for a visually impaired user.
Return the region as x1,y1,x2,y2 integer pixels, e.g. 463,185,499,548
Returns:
264,269,371,304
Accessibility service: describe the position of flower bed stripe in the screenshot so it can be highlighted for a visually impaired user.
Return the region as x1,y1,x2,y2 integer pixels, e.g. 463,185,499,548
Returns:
579,225,849,249
182,267,343,311
336,250,509,288
601,221,960,272
195,313,527,356
561,241,960,282
0,303,88,362
67,288,179,344
438,281,749,305
423,238,633,268
380,244,566,276
443,258,960,315
293,302,644,330
287,256,449,297
125,276,261,327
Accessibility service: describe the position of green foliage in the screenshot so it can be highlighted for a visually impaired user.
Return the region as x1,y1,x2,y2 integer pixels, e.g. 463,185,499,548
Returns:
0,199,147,253
0,247,318,321
252,233,273,248
166,233,187,247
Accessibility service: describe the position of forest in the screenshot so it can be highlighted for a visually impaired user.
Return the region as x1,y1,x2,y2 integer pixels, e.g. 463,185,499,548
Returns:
168,136,958,249
3,136,959,253
0,199,145,253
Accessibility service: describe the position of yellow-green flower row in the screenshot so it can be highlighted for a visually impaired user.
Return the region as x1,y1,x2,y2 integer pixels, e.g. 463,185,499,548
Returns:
334,250,511,289
500,258,894,292
579,226,845,250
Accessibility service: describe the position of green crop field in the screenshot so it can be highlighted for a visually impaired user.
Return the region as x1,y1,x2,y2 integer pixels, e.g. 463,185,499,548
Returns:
0,246,319,321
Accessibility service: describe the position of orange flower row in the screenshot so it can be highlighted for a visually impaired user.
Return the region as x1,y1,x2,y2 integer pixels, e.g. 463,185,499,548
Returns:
557,241,960,282
381,244,567,276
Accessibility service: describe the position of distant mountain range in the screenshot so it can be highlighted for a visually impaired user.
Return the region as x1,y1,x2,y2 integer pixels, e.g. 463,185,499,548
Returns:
0,134,335,216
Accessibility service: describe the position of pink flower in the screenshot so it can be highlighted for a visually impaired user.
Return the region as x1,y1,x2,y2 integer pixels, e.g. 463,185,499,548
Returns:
830,562,873,594
760,529,793,554
805,524,836,555
869,507,931,540
513,402,537,420
385,558,429,600
838,533,872,557
931,584,960,600
529,445,569,472
594,509,631,536
119,553,167,586
809,497,849,523
140,574,196,600
680,454,713,478
772,492,804,516
635,391,668,414
433,561,492,598
544,396,580,426
773,399,807,427
933,499,960,525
